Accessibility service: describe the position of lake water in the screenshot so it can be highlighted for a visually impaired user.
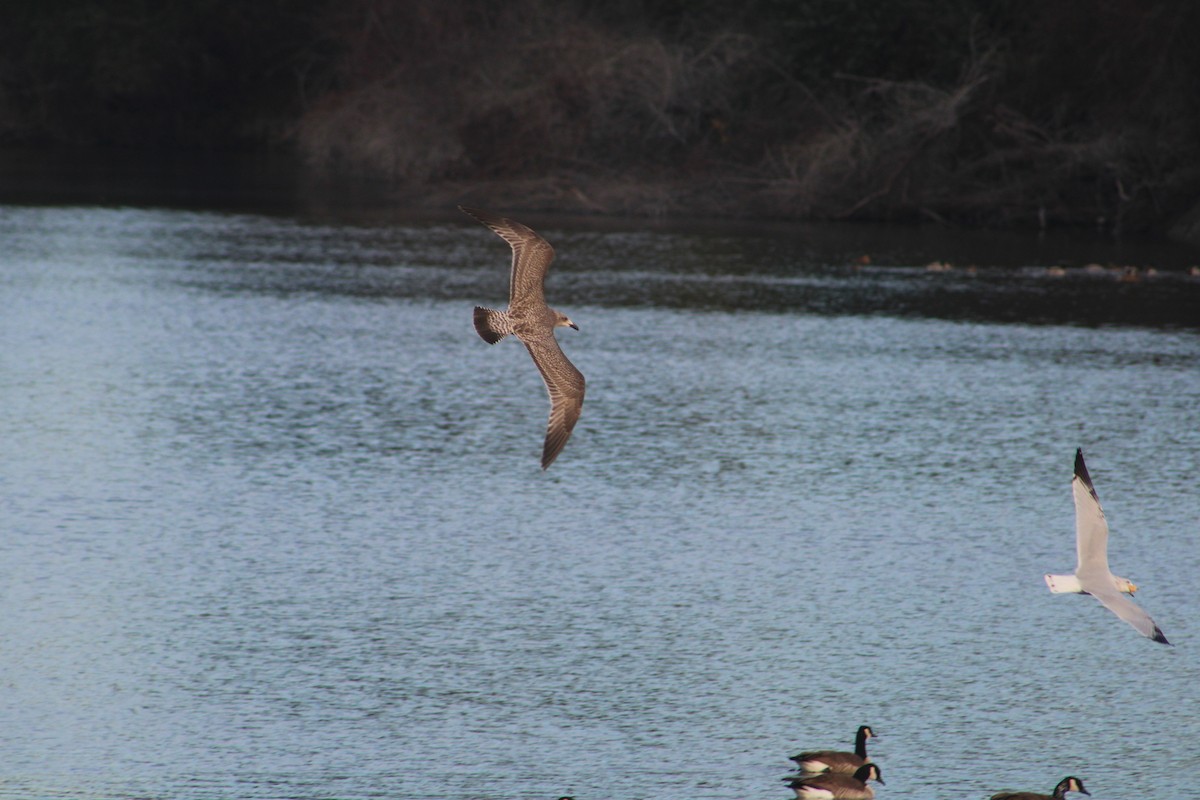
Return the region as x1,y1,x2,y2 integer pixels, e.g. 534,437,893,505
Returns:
1,198,1199,800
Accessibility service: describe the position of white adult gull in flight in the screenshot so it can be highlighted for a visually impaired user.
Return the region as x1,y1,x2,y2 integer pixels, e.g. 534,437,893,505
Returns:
1044,449,1170,645
460,206,585,470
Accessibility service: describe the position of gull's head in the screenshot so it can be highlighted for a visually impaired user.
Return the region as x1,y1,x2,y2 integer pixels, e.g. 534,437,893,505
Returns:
554,311,579,331
1114,576,1138,594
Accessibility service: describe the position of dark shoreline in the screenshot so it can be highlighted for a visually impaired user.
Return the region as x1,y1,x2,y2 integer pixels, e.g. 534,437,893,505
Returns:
5,2,1200,243
5,146,1200,288
1,145,1198,268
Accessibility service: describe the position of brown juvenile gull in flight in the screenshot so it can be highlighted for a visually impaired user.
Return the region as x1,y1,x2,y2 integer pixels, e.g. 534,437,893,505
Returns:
460,205,585,470
1044,449,1170,645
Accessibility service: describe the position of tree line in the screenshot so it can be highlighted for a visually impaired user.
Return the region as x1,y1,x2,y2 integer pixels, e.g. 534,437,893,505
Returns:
2,0,1198,232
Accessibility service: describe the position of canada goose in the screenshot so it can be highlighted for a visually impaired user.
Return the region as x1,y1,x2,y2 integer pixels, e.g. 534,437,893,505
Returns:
460,206,585,470
1044,449,1170,644
990,775,1089,800
789,725,876,773
786,763,884,800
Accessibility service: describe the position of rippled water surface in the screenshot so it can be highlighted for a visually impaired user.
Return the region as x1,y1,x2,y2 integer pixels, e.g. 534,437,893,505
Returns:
2,205,1199,800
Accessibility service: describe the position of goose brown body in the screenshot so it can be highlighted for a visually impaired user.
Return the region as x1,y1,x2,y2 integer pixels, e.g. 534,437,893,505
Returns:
787,763,884,800
990,775,1090,800
790,725,876,774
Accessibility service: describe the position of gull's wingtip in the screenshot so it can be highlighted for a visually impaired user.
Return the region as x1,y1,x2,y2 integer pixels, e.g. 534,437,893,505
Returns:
1151,626,1173,646
540,435,568,470
458,205,493,223
1073,448,1095,488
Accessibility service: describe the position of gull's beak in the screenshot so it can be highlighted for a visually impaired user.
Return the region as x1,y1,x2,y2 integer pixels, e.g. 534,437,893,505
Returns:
1129,583,1138,594
569,322,579,331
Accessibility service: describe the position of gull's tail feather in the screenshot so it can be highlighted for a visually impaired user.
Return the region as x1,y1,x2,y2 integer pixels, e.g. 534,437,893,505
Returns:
474,307,511,344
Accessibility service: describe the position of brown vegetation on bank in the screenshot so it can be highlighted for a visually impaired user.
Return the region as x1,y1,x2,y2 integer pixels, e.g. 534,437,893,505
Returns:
3,1,1200,233
292,0,1200,233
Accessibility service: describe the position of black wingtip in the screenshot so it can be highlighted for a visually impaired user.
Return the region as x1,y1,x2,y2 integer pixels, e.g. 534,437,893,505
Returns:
1152,627,1173,646
1073,448,1093,485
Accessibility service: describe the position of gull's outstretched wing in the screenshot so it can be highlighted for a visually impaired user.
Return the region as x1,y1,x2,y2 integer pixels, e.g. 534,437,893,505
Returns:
1072,449,1111,576
1089,585,1171,645
459,206,555,311
524,337,585,470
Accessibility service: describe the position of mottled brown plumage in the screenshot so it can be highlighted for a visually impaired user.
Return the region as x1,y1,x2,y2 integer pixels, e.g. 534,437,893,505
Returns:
461,206,585,469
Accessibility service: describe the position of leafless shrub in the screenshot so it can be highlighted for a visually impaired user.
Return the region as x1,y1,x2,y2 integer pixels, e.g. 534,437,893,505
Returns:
296,82,467,181
451,25,758,177
754,50,996,220
296,0,760,186
289,0,1200,230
